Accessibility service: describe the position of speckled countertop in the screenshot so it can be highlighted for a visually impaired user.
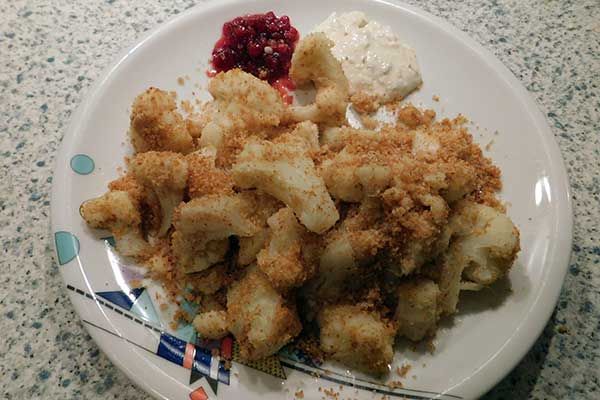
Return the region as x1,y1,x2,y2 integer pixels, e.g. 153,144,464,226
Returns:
1,0,598,399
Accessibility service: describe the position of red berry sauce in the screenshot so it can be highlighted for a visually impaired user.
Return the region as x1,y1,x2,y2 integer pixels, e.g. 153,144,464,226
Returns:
210,11,299,101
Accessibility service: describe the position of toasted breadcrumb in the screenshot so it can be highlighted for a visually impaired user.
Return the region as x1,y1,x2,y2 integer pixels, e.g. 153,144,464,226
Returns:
351,91,380,114
397,363,411,378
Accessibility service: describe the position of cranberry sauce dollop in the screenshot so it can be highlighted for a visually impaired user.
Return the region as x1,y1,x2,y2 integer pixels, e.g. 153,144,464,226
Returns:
210,11,300,83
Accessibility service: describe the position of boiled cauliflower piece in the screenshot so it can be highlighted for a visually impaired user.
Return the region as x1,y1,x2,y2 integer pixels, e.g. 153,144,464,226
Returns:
236,191,283,266
238,229,269,266
232,133,339,234
171,194,261,273
129,87,194,154
438,243,470,315
321,149,391,202
317,198,385,289
257,208,315,291
186,147,234,199
188,264,227,295
440,161,478,204
318,234,357,290
288,33,350,125
227,267,301,360
185,101,217,138
395,278,441,341
318,304,395,374
438,201,520,314
289,121,320,151
129,151,188,237
320,126,380,150
380,183,452,276
199,69,284,154
171,233,229,274
174,194,261,239
315,229,385,301
193,310,229,340
451,201,520,285
80,191,150,258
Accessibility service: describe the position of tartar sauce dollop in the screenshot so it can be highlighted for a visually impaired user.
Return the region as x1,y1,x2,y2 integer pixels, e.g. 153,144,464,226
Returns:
314,11,422,104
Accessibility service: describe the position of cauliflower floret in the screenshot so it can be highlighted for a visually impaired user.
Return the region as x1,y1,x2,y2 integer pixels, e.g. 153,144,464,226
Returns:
185,101,217,138
257,208,315,291
451,201,520,285
318,199,385,289
171,194,261,273
232,133,339,234
171,233,229,274
238,229,269,266
80,191,150,258
321,148,391,202
186,147,234,199
314,229,385,301
193,310,229,340
395,278,441,341
145,250,172,276
174,194,261,239
188,264,227,295
311,233,358,302
438,201,520,314
438,243,467,315
380,183,452,276
318,304,395,374
320,127,380,150
129,151,188,237
288,33,350,125
199,69,284,155
227,267,301,360
440,161,478,204
237,192,283,266
289,121,320,151
129,87,194,154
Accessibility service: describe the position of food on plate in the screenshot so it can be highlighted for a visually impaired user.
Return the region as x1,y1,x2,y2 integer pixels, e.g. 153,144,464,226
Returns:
129,88,195,154
226,265,302,359
81,13,520,375
210,11,299,103
80,190,150,258
199,68,286,166
287,33,350,125
318,304,395,374
232,128,339,234
314,11,422,108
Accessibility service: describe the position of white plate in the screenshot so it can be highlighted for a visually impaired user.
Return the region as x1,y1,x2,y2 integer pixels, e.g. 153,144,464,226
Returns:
51,0,572,399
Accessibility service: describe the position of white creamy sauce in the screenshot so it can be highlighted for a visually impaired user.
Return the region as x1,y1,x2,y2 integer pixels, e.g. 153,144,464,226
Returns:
314,11,422,103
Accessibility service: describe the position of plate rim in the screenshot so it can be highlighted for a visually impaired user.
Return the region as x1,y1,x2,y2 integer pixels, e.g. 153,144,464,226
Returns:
50,0,573,398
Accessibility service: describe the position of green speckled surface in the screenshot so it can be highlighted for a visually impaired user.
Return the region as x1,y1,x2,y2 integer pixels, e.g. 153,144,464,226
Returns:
1,0,598,398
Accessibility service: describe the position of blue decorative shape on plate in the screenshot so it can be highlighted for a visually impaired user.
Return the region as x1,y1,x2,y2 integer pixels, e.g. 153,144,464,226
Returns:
193,346,212,376
175,323,197,343
130,289,161,324
54,231,80,265
96,288,144,310
70,154,95,175
101,236,116,247
157,332,187,366
217,362,230,385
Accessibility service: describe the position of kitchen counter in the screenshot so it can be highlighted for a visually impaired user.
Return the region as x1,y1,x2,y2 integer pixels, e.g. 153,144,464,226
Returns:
1,0,598,398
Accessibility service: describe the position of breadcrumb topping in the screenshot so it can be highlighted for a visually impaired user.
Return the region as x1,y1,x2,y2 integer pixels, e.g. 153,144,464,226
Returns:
80,33,520,376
